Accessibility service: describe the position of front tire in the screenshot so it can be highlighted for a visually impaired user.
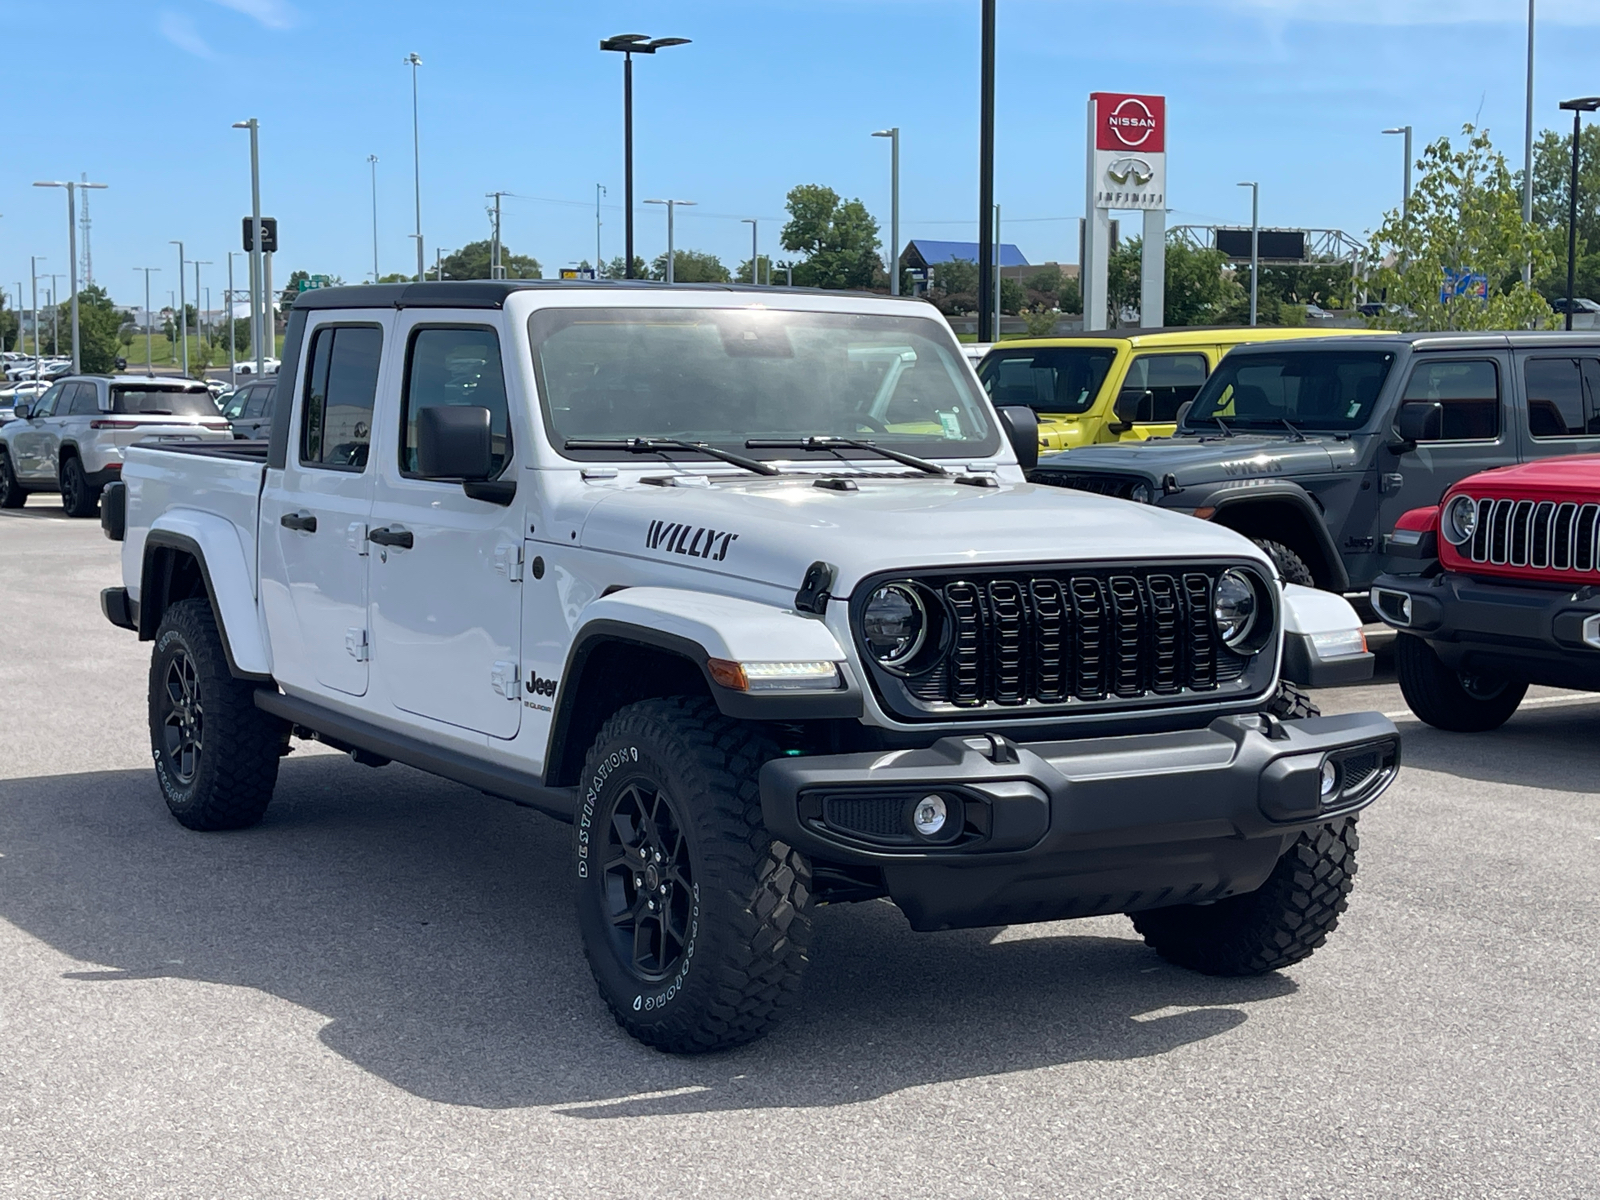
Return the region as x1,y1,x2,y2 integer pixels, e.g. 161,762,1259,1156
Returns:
148,598,286,831
1252,537,1316,587
59,456,99,518
1394,632,1526,732
573,696,811,1053
0,451,25,509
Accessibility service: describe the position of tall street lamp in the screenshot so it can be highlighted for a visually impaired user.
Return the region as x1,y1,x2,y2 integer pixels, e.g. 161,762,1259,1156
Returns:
29,256,44,377
367,154,380,282
976,0,996,342
742,218,759,285
595,183,606,274
872,127,900,295
1559,97,1600,330
133,267,160,373
1237,181,1260,327
599,34,691,280
33,177,107,373
1524,1,1536,286
1382,126,1413,224
227,251,241,382
232,118,265,376
644,199,694,283
404,53,424,282
193,259,212,355
169,240,189,376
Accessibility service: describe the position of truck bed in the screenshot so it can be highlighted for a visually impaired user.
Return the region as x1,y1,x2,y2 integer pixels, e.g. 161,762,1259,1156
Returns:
142,439,271,463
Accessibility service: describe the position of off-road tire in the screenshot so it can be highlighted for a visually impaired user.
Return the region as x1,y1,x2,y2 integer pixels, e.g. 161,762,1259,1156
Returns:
1393,632,1526,732
1253,537,1316,587
573,696,812,1053
59,456,99,518
1262,679,1319,720
0,451,25,509
148,598,286,831
1131,817,1360,975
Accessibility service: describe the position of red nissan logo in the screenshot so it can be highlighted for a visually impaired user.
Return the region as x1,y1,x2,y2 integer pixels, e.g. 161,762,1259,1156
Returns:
1108,97,1157,147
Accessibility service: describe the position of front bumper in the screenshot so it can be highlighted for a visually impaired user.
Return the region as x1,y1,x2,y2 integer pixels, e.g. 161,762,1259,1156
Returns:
1371,571,1600,690
761,711,1399,931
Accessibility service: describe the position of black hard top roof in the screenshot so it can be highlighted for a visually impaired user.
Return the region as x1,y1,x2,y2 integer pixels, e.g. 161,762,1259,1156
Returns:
1226,330,1600,353
291,278,923,311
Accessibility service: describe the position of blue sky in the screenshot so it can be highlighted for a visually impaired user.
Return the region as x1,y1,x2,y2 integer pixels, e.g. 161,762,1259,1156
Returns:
5,0,1600,312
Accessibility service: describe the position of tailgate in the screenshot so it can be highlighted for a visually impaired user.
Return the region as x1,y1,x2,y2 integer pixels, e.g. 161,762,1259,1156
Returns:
102,418,233,452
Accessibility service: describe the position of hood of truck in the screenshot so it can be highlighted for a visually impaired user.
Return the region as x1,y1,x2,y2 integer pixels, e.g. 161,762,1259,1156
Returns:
1037,431,1357,487
1447,454,1600,499
577,473,1268,593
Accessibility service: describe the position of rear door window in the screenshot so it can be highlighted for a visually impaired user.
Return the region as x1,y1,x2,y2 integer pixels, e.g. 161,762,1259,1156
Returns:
1116,353,1208,423
1401,359,1500,441
66,382,100,416
1525,357,1600,437
300,325,383,471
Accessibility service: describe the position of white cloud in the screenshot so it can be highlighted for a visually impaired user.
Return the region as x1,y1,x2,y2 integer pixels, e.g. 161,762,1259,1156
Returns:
1208,0,1600,25
205,0,296,29
159,10,215,58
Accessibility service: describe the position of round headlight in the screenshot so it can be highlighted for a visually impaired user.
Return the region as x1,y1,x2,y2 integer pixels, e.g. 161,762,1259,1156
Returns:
1129,482,1154,504
1441,494,1478,546
862,584,926,666
1212,569,1259,646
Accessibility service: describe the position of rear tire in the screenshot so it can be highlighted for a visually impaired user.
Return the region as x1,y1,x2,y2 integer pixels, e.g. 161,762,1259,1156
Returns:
1253,537,1316,587
1131,818,1360,975
59,456,99,518
148,598,286,831
0,451,25,509
573,696,811,1053
1394,632,1526,732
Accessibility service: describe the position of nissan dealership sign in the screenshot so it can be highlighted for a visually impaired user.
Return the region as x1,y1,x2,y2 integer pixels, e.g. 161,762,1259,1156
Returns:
1090,92,1166,210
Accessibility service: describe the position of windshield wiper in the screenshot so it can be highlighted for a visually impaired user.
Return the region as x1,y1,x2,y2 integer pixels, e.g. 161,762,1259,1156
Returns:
1211,415,1234,438
1278,418,1307,442
745,436,949,477
563,438,780,477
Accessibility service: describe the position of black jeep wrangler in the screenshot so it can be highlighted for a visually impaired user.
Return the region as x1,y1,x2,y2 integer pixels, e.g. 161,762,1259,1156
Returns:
1029,332,1600,595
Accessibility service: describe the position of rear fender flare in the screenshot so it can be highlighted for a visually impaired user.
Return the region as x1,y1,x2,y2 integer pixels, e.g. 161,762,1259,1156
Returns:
140,511,270,679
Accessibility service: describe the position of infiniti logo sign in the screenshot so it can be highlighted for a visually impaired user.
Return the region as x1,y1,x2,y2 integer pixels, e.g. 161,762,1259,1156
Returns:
1107,157,1154,187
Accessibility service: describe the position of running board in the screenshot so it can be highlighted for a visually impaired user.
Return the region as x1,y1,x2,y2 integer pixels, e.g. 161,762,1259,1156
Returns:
254,688,576,822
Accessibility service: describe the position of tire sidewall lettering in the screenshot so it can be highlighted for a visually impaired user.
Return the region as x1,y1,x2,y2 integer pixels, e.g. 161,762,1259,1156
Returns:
575,745,638,880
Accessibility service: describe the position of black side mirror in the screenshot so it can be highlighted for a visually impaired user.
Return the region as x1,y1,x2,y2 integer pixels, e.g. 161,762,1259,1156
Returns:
12,401,30,421
416,405,493,480
1174,400,1194,429
1108,390,1146,435
1395,401,1442,446
995,405,1039,471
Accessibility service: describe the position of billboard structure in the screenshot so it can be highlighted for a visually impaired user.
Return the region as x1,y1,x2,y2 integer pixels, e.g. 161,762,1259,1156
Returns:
1084,92,1166,330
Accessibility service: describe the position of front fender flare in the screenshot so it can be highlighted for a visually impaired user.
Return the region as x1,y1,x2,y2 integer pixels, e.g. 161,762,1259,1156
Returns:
141,510,270,679
1194,479,1349,593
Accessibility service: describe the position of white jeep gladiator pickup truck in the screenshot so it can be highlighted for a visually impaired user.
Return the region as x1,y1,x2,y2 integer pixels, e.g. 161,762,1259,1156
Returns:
100,281,1399,1053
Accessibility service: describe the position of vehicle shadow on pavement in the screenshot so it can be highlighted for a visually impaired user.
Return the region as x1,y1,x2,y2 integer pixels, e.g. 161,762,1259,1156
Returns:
0,755,1296,1115
1393,705,1600,795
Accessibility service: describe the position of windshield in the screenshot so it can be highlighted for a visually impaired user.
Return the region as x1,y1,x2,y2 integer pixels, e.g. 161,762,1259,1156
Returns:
977,346,1118,416
530,307,999,460
1185,350,1395,432
111,386,220,417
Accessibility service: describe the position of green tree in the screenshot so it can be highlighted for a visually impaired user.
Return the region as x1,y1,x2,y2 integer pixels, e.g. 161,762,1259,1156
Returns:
736,255,778,285
1524,123,1600,300
1164,238,1243,326
651,248,730,283
377,272,413,284
55,285,124,374
1107,238,1143,326
439,240,541,281
0,296,18,353
1000,276,1026,315
601,255,648,280
779,185,884,290
1057,274,1082,315
1365,125,1556,331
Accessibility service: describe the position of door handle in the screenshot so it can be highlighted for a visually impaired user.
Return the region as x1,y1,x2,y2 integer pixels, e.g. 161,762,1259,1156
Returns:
368,526,413,550
280,511,317,532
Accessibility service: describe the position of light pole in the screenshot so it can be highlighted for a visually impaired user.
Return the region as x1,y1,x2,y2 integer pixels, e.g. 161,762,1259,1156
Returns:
644,199,695,283
1238,181,1260,327
367,154,380,282
227,252,240,381
133,267,159,372
596,183,606,274
47,277,62,355
977,0,997,342
1382,127,1413,224
872,127,900,295
600,34,692,280
1524,0,1536,286
405,53,424,282
193,260,211,362
232,118,265,377
742,218,758,285
487,190,509,279
33,177,107,373
1559,97,1600,330
169,240,189,375
29,257,43,378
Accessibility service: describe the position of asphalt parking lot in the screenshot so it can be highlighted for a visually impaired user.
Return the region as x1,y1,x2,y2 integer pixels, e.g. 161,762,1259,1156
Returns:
1,497,1595,1199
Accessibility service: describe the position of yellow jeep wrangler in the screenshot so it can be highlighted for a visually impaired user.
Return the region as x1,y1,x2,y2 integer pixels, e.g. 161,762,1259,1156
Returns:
975,327,1385,452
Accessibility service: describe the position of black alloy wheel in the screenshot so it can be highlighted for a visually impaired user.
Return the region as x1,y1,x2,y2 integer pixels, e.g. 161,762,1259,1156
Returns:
59,456,97,518
600,779,695,982
159,649,204,785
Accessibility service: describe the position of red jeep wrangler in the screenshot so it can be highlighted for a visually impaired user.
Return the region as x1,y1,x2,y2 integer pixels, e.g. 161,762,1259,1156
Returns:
1371,455,1600,730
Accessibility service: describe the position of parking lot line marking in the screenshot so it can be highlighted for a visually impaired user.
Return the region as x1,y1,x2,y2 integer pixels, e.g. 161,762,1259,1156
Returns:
1380,693,1600,721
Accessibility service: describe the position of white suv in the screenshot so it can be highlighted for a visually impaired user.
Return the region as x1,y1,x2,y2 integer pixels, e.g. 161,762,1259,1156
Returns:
0,375,232,515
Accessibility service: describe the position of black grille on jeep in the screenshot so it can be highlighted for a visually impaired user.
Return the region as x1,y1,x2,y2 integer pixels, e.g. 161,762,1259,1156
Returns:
1029,470,1143,499
879,566,1257,715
